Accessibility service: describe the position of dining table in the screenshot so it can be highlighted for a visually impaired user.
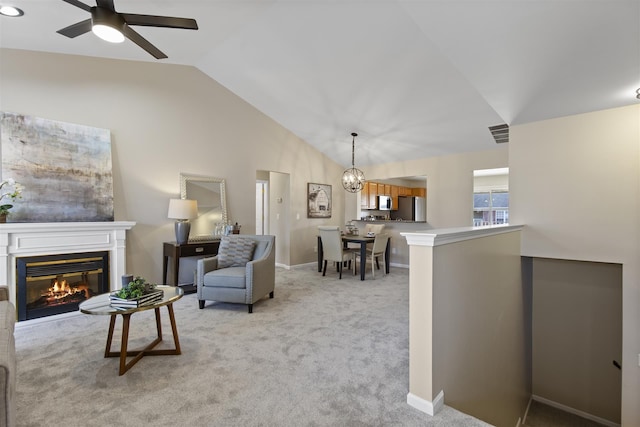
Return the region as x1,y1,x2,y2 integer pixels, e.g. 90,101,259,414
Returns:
317,234,391,281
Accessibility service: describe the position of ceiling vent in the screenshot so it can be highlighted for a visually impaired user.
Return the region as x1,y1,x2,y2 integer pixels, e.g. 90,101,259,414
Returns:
489,124,509,144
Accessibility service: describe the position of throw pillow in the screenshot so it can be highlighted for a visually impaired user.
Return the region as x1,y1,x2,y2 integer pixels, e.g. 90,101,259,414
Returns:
217,237,256,268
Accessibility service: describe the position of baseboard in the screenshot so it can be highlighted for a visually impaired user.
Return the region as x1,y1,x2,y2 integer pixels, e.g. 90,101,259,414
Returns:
531,395,620,427
389,262,409,269
407,390,444,415
521,395,532,426
288,262,316,270
275,262,292,270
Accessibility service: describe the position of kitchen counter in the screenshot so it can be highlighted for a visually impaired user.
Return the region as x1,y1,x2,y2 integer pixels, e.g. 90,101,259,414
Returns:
350,220,432,267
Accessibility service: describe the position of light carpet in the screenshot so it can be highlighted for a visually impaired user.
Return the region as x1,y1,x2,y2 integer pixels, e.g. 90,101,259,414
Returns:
15,266,491,427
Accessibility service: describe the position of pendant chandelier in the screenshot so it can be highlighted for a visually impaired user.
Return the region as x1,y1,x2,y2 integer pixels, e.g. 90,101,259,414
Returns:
342,132,366,193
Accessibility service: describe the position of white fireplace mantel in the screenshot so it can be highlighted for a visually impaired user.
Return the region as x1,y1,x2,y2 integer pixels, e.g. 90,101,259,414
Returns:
0,221,135,306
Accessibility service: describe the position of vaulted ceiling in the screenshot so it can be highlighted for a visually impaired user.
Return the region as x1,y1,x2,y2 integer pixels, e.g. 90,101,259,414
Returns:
1,0,638,167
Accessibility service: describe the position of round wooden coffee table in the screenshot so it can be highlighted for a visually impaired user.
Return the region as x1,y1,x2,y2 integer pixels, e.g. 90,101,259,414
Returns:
79,285,183,375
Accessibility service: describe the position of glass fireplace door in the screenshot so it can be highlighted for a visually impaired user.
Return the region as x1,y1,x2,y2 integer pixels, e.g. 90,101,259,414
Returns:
16,252,109,321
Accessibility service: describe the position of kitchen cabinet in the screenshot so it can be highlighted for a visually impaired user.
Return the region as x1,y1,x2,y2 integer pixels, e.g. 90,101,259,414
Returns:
411,187,426,197
361,181,417,210
391,185,399,210
368,182,378,208
361,182,370,209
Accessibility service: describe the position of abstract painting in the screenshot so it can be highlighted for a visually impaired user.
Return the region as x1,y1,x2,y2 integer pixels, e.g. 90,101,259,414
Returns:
0,112,114,222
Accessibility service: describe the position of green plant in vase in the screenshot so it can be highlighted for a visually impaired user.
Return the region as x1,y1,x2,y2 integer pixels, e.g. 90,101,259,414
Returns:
116,276,157,299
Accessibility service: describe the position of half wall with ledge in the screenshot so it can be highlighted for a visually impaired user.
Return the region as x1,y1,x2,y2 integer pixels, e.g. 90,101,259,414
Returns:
401,224,528,427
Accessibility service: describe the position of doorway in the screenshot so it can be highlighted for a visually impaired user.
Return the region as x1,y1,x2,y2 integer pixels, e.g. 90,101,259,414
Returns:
256,170,290,267
256,180,268,235
531,257,622,424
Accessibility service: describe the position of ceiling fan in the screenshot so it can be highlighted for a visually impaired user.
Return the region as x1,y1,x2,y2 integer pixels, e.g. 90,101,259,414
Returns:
56,0,198,59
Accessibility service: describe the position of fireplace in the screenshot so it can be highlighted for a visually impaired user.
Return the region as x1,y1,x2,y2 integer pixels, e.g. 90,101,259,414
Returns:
0,221,134,318
16,251,110,321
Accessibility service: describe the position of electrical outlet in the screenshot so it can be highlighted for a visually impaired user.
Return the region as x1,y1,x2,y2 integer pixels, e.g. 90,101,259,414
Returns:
313,246,317,253
391,248,397,254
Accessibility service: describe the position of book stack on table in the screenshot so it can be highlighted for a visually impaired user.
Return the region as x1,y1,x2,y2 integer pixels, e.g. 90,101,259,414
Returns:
109,289,164,308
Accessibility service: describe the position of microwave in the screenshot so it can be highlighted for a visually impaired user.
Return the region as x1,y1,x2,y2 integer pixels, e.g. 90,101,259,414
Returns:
378,195,392,210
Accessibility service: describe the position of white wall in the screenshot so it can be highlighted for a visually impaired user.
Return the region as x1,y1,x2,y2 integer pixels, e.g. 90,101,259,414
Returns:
364,147,509,229
349,149,509,269
0,48,346,278
473,173,508,192
510,104,640,424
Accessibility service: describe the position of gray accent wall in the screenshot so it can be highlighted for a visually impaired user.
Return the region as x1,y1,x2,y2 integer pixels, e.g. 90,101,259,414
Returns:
532,258,622,423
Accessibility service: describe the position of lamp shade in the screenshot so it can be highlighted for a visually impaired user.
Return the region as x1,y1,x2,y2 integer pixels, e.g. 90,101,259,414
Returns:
168,199,198,220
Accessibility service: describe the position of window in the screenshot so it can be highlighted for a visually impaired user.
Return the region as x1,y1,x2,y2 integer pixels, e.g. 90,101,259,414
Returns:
473,190,509,226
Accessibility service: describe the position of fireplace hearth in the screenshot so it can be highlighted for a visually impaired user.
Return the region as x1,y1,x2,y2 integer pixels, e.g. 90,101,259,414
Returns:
17,251,110,321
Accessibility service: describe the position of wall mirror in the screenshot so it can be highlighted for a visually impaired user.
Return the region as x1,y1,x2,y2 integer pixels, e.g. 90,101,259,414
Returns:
180,173,228,238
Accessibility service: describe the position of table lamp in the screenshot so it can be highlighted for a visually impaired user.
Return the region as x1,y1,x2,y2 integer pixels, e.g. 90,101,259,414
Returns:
168,198,198,244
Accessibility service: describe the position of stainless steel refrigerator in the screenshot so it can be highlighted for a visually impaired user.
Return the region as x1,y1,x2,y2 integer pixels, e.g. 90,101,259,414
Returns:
391,196,426,221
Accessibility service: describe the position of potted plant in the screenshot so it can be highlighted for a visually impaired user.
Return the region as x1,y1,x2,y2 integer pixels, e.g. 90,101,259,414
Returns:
110,276,163,307
0,178,23,223
115,276,157,299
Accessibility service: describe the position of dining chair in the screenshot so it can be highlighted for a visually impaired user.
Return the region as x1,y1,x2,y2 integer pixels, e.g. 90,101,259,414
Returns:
352,233,390,278
347,223,385,249
318,226,352,279
364,223,385,235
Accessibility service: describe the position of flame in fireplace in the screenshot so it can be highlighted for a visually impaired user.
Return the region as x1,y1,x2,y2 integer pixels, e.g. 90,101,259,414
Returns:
44,276,90,302
52,279,69,294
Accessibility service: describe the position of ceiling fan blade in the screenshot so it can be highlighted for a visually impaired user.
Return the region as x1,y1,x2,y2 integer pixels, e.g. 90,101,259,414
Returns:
122,25,167,59
121,14,198,30
57,19,92,38
95,0,115,11
61,0,92,12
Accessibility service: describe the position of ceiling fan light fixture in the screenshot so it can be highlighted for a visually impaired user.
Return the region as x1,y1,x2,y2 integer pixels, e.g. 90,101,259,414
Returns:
0,5,24,17
91,7,125,43
57,0,198,59
92,24,125,43
342,132,366,193
636,88,640,100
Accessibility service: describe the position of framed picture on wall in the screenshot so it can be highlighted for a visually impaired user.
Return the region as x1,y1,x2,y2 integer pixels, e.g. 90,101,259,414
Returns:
0,112,114,223
307,183,332,218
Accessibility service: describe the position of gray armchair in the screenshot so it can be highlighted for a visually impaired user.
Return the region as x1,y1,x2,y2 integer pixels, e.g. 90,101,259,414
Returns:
196,235,275,313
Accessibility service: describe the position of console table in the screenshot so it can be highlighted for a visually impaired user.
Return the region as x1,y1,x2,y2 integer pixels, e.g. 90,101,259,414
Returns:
163,240,220,293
